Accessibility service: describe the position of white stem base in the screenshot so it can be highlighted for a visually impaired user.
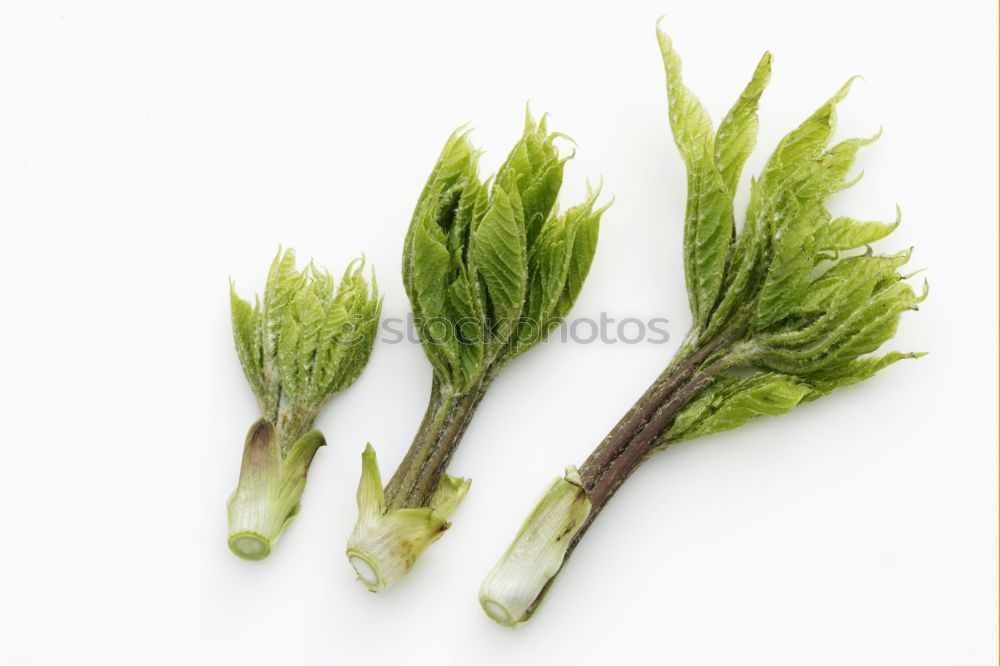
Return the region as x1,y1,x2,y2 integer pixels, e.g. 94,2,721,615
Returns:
478,466,591,627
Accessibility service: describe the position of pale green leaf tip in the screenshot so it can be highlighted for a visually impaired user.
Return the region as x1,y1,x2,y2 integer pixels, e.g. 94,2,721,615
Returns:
587,177,614,214
524,101,536,132
429,473,472,518
522,103,555,138
744,51,773,93
838,75,863,99
272,243,290,264
917,278,930,303
552,133,578,157
448,122,474,142
884,204,903,233
439,124,477,163
359,449,381,479
228,277,247,305
357,442,383,507
292,429,326,452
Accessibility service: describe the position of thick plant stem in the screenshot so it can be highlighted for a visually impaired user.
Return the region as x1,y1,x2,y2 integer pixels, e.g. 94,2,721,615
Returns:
578,333,735,516
384,374,494,510
480,325,746,624
563,350,734,553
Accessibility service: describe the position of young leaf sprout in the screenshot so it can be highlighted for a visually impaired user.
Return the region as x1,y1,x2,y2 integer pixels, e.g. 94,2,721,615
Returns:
479,23,926,626
228,249,381,560
346,112,610,591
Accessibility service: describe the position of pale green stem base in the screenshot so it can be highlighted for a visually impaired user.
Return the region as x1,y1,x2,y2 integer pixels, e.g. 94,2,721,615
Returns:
478,467,591,627
346,444,470,591
227,418,325,561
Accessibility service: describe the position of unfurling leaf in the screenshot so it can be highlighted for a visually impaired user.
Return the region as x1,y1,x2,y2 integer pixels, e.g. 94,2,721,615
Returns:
472,179,528,341
658,29,734,330
664,373,808,443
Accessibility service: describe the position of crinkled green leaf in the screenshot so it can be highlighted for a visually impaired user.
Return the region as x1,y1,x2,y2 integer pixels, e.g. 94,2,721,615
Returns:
730,81,859,338
449,167,484,260
472,177,528,342
751,197,823,332
291,284,324,396
796,131,880,205
230,283,264,400
702,176,769,341
322,259,382,396
755,77,856,197
816,206,901,253
276,314,302,399
496,110,565,246
525,213,572,326
403,129,477,304
516,184,606,353
764,250,912,343
555,185,605,320
263,249,305,358
803,351,926,400
658,26,734,330
715,52,772,197
758,278,927,375
750,107,879,333
446,269,486,390
411,212,460,383
664,372,808,444
402,133,487,392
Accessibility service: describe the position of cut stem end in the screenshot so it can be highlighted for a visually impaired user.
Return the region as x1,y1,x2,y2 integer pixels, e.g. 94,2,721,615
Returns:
226,421,325,561
228,532,272,561
478,467,592,626
347,443,458,592
347,550,384,591
481,598,516,627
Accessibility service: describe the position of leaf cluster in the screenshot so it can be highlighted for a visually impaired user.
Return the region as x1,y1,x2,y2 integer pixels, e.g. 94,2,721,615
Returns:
655,25,925,444
402,112,610,394
231,249,382,441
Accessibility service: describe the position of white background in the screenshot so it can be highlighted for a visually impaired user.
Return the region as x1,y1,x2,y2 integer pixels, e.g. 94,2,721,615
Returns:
1,1,996,664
